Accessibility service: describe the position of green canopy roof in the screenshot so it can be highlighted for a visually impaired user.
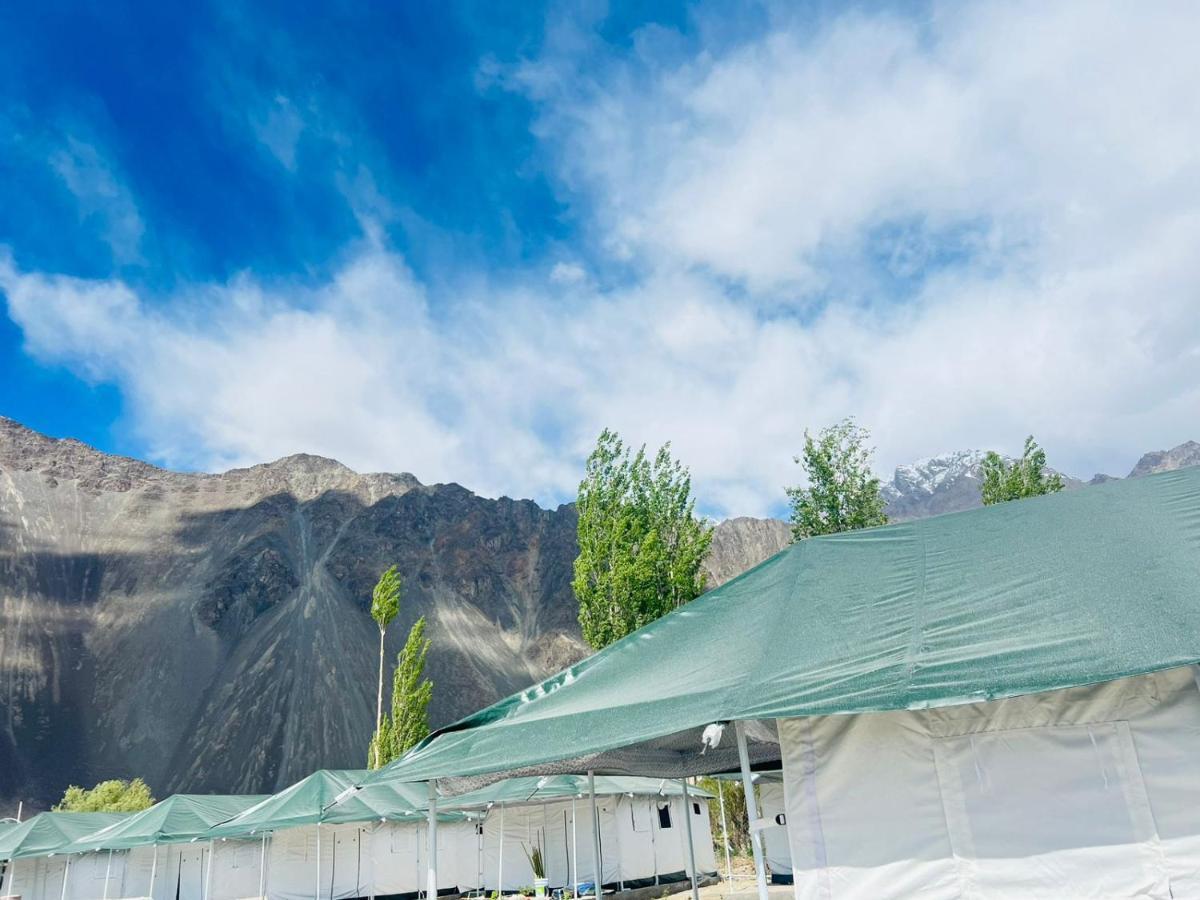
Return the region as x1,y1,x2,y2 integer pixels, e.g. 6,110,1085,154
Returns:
65,795,269,853
206,771,462,837
442,775,713,809
0,813,129,860
371,466,1200,786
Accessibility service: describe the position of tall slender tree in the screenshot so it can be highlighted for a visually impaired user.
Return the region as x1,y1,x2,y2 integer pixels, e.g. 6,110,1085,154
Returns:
573,429,713,650
369,617,434,768
369,565,402,769
786,418,888,541
980,435,1065,505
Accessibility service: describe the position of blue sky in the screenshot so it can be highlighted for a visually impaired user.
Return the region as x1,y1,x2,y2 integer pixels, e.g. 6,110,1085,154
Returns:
2,1,1198,517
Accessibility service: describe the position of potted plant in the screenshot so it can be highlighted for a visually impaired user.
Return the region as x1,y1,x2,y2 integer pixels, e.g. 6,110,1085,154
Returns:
524,834,549,898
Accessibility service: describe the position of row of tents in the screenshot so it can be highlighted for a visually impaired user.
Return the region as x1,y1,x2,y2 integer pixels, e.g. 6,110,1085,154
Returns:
8,464,1200,898
0,774,718,900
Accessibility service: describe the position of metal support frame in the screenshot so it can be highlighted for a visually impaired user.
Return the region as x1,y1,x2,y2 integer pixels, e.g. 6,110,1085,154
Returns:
587,771,602,898
680,781,700,900
258,833,268,900
736,721,770,900
717,783,734,887
426,781,439,900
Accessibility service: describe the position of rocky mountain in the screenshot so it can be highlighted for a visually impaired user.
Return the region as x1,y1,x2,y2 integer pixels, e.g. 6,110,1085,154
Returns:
702,517,792,586
874,443,1200,522
0,419,788,812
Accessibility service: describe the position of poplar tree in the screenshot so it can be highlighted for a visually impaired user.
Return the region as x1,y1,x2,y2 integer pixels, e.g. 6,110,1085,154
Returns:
573,429,713,650
369,617,434,768
787,418,888,540
369,565,402,769
980,435,1065,505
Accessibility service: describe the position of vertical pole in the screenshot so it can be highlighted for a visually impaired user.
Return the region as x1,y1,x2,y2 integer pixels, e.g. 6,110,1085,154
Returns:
259,834,268,900
649,798,658,887
60,855,72,900
426,781,438,900
149,844,159,900
570,798,577,897
735,722,769,900
497,805,505,896
680,782,700,900
205,841,215,900
103,849,113,900
717,785,733,888
316,825,322,900
587,771,602,899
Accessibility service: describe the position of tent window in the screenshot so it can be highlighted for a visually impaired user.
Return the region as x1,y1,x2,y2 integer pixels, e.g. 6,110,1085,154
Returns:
657,804,673,829
692,802,702,816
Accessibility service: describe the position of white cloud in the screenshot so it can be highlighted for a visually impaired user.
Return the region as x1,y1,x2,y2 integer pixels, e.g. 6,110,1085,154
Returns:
49,137,144,265
4,0,1200,517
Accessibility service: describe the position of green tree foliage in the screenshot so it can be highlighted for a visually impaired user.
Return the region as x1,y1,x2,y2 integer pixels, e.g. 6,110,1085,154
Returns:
369,565,403,768
573,429,714,650
54,778,155,813
980,435,1065,505
698,777,750,856
787,418,888,541
368,616,433,769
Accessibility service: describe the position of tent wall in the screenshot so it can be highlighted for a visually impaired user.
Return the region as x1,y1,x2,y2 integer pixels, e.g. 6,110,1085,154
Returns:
756,783,792,882
209,838,268,900
478,794,716,892
778,666,1200,900
364,820,480,897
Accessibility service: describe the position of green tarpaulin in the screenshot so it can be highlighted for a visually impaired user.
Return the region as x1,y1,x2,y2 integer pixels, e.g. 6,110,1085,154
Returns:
207,770,461,837
371,466,1200,786
0,812,129,860
65,794,269,853
442,775,713,809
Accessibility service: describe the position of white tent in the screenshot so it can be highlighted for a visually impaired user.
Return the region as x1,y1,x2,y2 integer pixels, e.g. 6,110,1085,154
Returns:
753,780,791,885
776,666,1200,899
467,788,716,893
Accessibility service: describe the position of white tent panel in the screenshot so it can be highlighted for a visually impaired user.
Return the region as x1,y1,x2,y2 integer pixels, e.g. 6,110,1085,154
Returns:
778,666,1200,899
757,783,792,883
208,838,268,900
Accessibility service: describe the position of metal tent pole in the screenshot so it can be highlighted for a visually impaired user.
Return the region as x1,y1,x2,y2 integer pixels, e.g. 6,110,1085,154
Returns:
258,834,268,900
680,782,700,900
205,841,215,900
497,804,505,896
570,798,578,897
717,784,733,888
587,771,602,899
735,722,769,900
103,849,113,900
426,781,439,900
60,855,72,900
316,825,322,900
149,844,158,900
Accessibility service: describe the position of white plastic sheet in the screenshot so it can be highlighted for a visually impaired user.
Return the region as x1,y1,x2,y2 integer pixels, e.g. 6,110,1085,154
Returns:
778,666,1200,899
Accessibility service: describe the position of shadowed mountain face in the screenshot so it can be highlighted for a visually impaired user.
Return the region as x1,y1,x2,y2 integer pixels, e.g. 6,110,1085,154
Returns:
0,419,783,811
0,419,587,808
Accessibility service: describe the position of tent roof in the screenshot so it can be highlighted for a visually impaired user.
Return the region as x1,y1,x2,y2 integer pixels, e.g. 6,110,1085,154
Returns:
207,770,374,837
207,770,463,837
442,775,713,809
0,813,129,860
371,466,1200,787
65,795,268,852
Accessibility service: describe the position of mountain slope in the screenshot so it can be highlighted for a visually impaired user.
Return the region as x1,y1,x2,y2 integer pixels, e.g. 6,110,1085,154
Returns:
0,418,585,806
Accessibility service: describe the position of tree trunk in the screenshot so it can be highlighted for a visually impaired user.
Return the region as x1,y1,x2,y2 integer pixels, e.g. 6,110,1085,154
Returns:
375,626,386,767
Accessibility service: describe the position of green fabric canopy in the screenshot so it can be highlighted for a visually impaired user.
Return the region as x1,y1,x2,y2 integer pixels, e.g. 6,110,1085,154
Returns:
372,466,1200,786
65,795,268,853
442,775,713,809
0,813,129,860
207,770,462,837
